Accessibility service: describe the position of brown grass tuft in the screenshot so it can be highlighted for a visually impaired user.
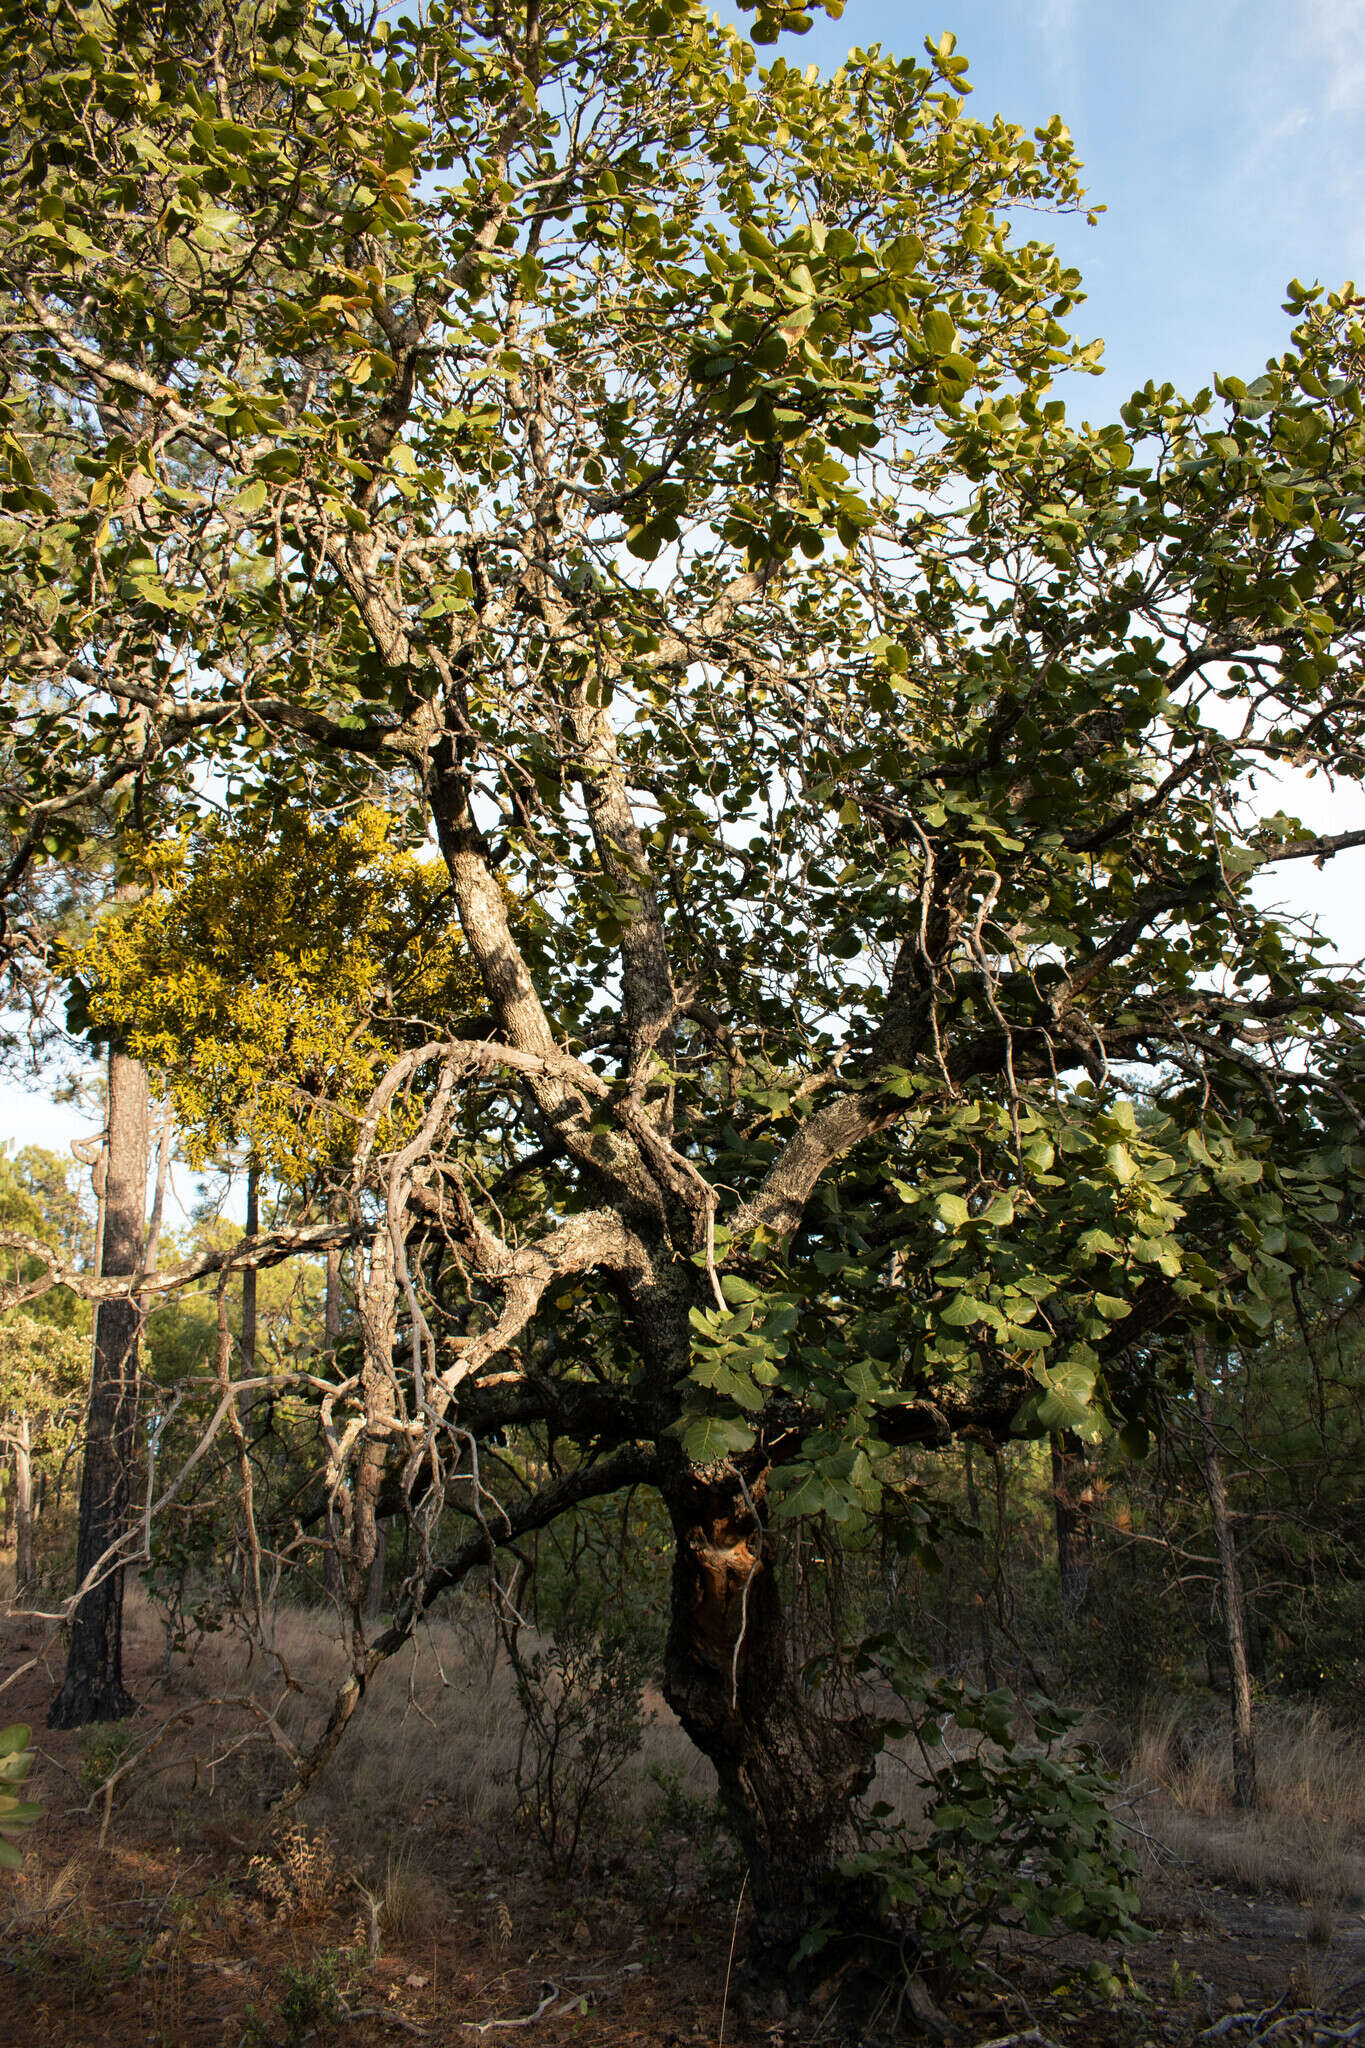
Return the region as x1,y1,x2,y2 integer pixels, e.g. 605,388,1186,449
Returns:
380,1847,447,1942
1133,1698,1365,1905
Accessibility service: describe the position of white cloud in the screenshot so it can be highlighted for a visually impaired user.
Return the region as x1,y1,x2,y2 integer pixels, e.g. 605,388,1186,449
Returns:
1197,2,1365,287
1295,0,1365,117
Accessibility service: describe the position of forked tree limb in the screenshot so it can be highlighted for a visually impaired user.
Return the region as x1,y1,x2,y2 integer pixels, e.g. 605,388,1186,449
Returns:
274,1442,660,1807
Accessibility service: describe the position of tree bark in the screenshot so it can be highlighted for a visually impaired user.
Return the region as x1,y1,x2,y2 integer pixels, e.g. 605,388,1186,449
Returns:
322,1219,345,1600
1195,1346,1256,1810
49,1047,149,1727
363,1523,388,1627
660,1464,881,1997
241,1156,259,1383
13,1417,33,1597
962,1444,998,1685
1050,1434,1093,1618
324,1244,342,1349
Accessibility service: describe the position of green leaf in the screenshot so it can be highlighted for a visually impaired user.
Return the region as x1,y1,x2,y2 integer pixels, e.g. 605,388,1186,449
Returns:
625,523,661,560
720,1274,762,1303
680,1413,755,1462
1105,1143,1139,1185
922,307,957,356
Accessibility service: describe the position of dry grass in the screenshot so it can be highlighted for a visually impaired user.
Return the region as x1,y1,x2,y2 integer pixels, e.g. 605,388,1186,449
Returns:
106,1586,716,1888
1133,1698,1365,1825
89,1591,1365,1922
6,1848,89,1935
1132,1697,1365,1909
379,1846,447,1942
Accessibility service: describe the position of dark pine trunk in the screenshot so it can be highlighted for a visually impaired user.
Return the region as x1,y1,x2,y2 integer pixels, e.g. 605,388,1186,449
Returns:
661,1464,881,1997
49,1047,148,1728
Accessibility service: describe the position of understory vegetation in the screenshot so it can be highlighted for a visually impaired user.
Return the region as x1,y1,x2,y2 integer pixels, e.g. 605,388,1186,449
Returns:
2,1237,1364,2039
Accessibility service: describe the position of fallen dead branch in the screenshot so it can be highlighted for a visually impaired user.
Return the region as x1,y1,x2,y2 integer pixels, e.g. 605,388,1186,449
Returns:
462,1984,584,2032
342,2002,428,2037
1198,2004,1365,2045
965,2031,1065,2048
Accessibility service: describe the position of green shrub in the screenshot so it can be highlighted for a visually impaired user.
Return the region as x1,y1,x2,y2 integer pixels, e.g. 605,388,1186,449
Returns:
77,1721,138,1793
639,1764,740,1907
508,1619,648,1878
0,1726,41,1869
277,1951,345,2044
840,1640,1145,1985
248,1951,346,2048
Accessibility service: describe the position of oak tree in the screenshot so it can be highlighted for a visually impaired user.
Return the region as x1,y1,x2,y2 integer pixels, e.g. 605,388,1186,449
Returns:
4,0,1365,1983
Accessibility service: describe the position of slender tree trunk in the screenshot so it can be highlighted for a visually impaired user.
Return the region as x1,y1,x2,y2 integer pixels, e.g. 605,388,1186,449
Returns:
240,1157,262,1429
1050,1434,1093,1618
242,1157,259,1377
1195,1343,1256,1810
660,1463,881,1999
13,1418,34,1596
325,1238,342,1349
321,1217,346,1601
962,1444,998,1686
49,1047,149,1727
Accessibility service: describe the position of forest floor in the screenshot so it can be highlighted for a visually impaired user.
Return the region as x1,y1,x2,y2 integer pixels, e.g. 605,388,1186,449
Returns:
1,1602,1362,2048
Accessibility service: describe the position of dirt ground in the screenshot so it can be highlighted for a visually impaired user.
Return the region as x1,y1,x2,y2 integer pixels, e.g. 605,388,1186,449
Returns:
2,1609,1363,2048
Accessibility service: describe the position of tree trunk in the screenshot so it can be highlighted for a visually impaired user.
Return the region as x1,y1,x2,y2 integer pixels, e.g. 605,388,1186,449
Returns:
325,1238,342,1349
241,1157,259,1381
13,1417,33,1597
962,1444,998,1686
240,1156,267,1432
49,1046,149,1727
322,1220,346,1601
1050,1434,1093,1618
1195,1348,1256,1810
660,1464,881,1998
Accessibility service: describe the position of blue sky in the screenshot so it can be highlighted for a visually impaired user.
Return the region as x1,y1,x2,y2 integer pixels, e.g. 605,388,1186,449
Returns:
783,0,1365,410
5,0,1364,1158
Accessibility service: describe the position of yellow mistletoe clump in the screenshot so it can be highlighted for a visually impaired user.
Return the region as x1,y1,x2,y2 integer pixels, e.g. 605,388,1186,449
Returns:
68,808,484,1185
0,1316,89,1424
